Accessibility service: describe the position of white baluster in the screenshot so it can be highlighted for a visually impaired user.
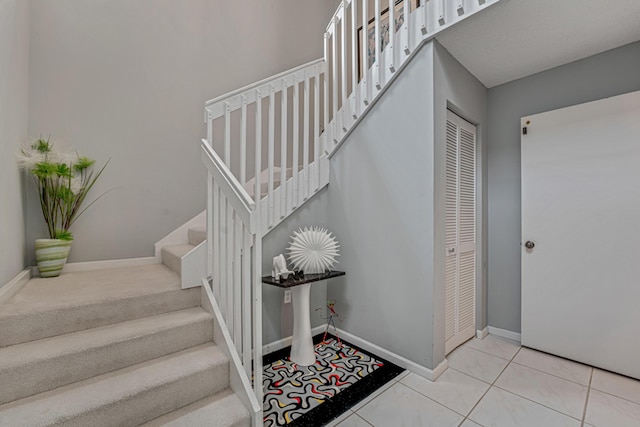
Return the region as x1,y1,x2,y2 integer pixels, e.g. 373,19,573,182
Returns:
421,0,429,35
438,0,446,25
341,1,348,131
212,181,220,298
241,225,252,377
323,35,330,154
280,79,287,218
292,75,300,209
303,71,310,200
388,0,395,73
224,102,231,167
374,0,382,89
226,199,233,327
351,0,358,119
313,67,321,191
220,193,227,318
362,0,370,105
268,84,275,227
233,211,242,350
206,111,213,147
331,20,339,143
254,90,262,204
403,0,411,54
240,96,247,186
252,233,263,405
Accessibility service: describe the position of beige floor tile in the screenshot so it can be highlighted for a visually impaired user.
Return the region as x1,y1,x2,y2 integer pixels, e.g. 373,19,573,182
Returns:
469,387,581,427
513,347,592,385
591,368,640,405
325,410,356,427
357,382,463,427
400,370,490,416
335,413,372,427
495,363,587,419
464,335,520,360
448,346,510,383
585,389,640,427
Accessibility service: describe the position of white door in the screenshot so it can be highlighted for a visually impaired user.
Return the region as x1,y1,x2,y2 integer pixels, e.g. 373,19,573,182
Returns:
521,90,640,380
445,110,477,355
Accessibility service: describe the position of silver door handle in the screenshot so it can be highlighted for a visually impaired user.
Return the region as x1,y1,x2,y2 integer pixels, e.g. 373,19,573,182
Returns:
525,241,535,249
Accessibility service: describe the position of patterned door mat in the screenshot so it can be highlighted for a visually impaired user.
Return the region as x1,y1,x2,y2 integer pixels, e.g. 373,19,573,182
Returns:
263,334,404,426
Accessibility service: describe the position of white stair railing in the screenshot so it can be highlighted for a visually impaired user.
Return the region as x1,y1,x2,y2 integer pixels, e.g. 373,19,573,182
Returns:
323,0,497,154
198,0,499,416
205,59,329,234
201,141,263,411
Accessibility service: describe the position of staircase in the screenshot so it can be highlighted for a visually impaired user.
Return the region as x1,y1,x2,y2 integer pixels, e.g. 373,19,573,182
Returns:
0,1,500,426
0,264,249,426
198,0,500,411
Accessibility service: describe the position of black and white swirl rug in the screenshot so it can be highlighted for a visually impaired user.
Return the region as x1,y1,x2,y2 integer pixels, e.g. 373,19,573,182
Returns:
263,334,403,426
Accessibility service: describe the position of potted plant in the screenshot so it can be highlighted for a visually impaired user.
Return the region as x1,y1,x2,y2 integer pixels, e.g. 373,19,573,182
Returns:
17,138,109,277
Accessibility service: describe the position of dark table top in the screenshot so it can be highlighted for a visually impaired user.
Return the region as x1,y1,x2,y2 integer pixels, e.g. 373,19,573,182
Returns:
262,270,345,288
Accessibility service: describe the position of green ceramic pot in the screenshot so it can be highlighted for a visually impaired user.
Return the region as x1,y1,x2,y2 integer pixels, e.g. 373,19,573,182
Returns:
35,239,73,278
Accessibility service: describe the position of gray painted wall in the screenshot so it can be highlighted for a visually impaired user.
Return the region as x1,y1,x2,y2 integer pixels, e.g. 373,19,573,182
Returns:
26,0,338,264
0,0,29,286
261,188,330,345
433,41,487,362
328,43,437,369
487,41,640,333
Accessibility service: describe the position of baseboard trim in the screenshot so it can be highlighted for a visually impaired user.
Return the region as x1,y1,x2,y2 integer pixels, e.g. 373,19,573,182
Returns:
488,326,521,343
263,325,326,355
60,257,158,273
0,269,32,305
476,327,488,339
334,328,448,381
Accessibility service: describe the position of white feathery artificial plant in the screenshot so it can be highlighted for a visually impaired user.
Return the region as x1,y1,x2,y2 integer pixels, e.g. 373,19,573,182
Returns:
287,226,340,274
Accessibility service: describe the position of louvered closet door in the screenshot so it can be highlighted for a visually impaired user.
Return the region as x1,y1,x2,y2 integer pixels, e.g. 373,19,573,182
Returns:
445,110,477,355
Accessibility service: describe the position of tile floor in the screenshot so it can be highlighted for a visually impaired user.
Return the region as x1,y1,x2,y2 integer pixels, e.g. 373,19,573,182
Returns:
325,335,640,427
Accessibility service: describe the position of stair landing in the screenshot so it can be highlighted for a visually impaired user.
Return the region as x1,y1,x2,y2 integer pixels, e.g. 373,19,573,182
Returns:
3,264,181,312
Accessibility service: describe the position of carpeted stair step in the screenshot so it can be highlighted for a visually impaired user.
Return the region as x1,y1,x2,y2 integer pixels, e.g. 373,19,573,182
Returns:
0,343,229,427
0,307,213,405
0,264,200,347
140,389,250,427
188,226,207,246
161,244,195,276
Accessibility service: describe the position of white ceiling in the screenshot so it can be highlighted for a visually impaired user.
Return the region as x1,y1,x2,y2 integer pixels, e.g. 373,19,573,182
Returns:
436,0,640,88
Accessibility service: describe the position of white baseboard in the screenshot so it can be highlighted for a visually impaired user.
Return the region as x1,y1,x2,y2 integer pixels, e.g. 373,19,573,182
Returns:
60,257,158,274
488,326,521,343
263,325,326,355
476,327,488,339
0,269,32,305
334,328,448,381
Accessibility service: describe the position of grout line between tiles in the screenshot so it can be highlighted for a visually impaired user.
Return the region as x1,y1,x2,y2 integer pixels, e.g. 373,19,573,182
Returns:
458,344,523,426
447,366,494,385
580,368,594,427
509,359,591,387
352,412,375,427
491,384,583,421
589,385,640,406
462,343,517,361
391,381,471,419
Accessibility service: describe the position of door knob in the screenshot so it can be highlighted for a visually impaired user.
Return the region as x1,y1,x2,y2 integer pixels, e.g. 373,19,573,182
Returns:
525,241,535,249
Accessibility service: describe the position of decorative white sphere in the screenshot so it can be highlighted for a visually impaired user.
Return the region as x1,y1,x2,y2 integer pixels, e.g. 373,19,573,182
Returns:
287,226,340,274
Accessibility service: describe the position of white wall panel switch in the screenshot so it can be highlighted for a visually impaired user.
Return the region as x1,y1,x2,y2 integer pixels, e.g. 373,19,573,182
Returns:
284,289,292,304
